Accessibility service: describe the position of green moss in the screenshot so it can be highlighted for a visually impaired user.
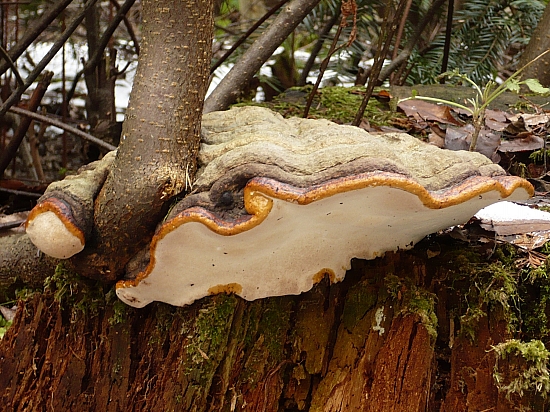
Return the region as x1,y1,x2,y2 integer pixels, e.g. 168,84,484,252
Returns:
529,149,550,164
518,259,550,340
44,263,106,321
234,86,404,127
493,339,550,399
385,274,438,340
0,314,12,339
187,294,238,370
257,298,292,357
240,297,293,387
444,246,520,341
342,279,378,330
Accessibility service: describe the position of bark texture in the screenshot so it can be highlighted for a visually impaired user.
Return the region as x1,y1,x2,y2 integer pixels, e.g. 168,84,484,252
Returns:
1,240,544,411
519,2,550,86
71,0,214,281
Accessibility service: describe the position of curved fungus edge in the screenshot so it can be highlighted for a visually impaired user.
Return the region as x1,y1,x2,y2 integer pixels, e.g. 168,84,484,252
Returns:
116,172,532,293
26,197,86,247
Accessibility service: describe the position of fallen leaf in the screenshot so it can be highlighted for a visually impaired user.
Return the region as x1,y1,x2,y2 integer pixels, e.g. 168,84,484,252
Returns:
520,113,549,127
398,100,463,126
445,125,470,151
499,135,544,153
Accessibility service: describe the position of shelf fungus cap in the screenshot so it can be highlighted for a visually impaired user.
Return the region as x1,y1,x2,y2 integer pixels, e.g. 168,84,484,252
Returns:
26,198,85,259
25,151,116,259
116,107,534,308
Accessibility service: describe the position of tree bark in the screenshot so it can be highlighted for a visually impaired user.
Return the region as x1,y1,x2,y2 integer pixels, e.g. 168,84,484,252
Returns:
71,0,214,280
1,241,543,411
519,2,550,86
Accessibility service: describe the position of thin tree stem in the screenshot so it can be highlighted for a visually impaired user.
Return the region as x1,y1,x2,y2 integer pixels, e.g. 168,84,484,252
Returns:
0,0,74,77
0,0,100,117
210,0,289,74
204,0,322,113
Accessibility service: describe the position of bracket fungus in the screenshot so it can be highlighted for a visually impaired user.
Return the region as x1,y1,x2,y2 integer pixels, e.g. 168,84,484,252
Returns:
25,151,115,259
114,106,533,308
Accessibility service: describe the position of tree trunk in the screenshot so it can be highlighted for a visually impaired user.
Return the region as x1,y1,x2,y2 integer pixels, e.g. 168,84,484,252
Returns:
71,0,214,281
1,240,545,411
519,2,550,86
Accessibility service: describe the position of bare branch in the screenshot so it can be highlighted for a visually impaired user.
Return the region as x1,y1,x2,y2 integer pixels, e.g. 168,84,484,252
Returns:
204,0,322,113
8,107,117,151
0,0,74,77
0,0,101,117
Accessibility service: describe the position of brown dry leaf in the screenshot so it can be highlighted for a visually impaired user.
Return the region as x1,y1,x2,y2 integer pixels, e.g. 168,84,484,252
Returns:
485,109,508,131
503,116,529,135
444,125,500,161
476,130,501,162
430,123,446,138
508,113,549,127
486,109,507,122
445,125,470,151
388,117,414,130
528,164,547,179
398,100,463,126
499,135,544,153
428,132,445,148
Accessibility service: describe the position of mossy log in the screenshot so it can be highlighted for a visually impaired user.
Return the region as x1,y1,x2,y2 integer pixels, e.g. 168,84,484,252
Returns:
1,238,546,411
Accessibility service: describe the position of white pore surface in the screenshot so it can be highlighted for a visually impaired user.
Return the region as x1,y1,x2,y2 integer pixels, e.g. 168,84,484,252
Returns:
475,201,550,223
26,211,84,259
116,185,531,308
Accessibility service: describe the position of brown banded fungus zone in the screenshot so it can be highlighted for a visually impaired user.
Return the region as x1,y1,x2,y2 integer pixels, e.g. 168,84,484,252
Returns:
115,106,533,308
25,151,116,259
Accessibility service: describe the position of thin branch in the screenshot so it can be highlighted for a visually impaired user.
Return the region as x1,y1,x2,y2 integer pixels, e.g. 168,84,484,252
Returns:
0,72,53,177
304,0,356,118
67,0,136,104
0,0,100,117
0,44,24,87
440,0,454,82
298,9,340,86
210,0,289,74
0,188,41,198
392,0,413,60
0,0,74,77
204,0,322,113
377,0,447,83
9,107,116,151
109,0,140,55
353,0,408,126
84,0,137,75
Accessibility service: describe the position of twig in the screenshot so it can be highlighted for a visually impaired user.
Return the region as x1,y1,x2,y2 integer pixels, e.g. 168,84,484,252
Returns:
66,0,136,104
84,0,136,76
0,219,27,230
0,0,74,77
0,0,100,117
109,0,140,55
392,0,413,60
376,0,446,84
204,0,322,113
303,0,356,118
0,44,24,87
298,9,341,86
210,0,289,74
0,188,41,198
353,0,409,126
8,106,117,151
0,72,53,177
440,0,455,82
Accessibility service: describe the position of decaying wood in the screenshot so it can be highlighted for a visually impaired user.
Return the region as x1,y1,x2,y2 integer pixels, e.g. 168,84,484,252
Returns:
1,241,543,411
